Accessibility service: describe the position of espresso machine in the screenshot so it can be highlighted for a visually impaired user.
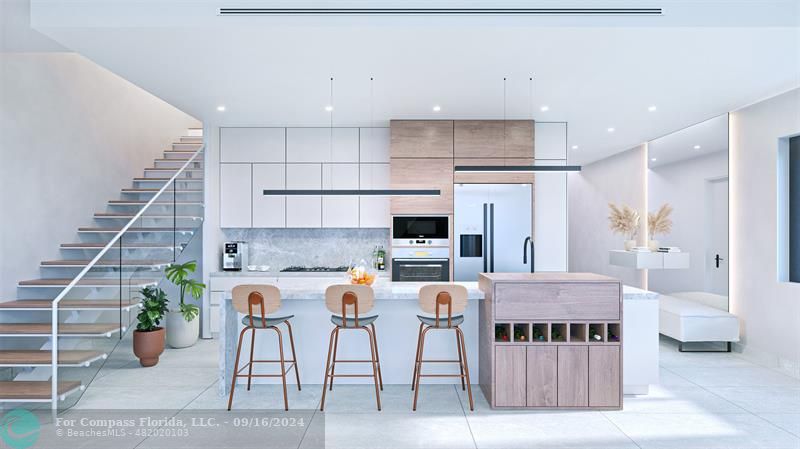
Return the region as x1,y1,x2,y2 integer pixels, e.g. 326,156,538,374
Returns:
222,241,248,271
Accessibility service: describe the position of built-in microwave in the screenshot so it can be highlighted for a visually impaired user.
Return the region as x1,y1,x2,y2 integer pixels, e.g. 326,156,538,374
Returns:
392,216,449,247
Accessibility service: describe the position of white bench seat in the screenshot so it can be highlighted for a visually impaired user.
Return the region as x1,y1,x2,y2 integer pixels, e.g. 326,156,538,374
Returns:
659,292,739,350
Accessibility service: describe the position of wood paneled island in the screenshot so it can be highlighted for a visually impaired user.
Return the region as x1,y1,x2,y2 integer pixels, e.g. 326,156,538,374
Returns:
478,273,622,410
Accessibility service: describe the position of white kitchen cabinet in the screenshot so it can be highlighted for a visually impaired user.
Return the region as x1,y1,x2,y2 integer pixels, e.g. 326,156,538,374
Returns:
359,127,391,163
359,163,390,228
534,160,568,271
322,164,360,228
220,163,251,228
534,122,567,160
286,128,359,163
252,164,286,228
286,163,322,227
221,128,285,163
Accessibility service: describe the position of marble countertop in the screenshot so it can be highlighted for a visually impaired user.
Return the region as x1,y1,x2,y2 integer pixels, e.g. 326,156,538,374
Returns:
622,285,660,301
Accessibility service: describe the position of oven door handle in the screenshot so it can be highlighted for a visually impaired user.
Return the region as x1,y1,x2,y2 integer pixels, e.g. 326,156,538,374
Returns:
392,258,449,262
398,264,447,268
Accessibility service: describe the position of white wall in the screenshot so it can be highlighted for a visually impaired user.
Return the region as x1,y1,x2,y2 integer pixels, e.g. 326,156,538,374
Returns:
649,151,728,294
0,52,199,300
730,88,800,377
568,145,647,288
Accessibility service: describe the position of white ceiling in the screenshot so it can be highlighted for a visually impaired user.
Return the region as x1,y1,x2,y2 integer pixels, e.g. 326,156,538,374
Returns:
29,0,800,164
647,113,728,168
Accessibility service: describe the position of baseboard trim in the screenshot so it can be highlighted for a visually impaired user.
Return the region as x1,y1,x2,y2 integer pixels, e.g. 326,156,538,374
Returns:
732,342,800,379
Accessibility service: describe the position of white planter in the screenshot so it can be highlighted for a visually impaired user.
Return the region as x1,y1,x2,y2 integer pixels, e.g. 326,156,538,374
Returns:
166,310,199,349
624,240,636,251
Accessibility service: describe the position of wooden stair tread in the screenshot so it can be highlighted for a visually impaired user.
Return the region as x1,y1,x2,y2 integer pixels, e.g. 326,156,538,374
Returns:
0,381,82,400
77,226,194,232
61,242,177,248
94,213,202,218
18,278,157,286
134,177,202,181
0,350,104,365
108,200,203,204
41,259,171,266
121,188,202,192
0,299,139,310
145,167,203,171
0,323,121,335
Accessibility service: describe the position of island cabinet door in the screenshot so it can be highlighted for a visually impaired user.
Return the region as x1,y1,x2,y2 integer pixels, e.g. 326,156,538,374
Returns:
526,346,557,407
557,346,588,407
494,346,527,407
589,346,620,407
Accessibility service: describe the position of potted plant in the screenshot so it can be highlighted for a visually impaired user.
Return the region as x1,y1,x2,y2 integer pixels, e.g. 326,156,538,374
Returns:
608,203,641,250
648,204,673,251
133,286,169,367
164,260,206,348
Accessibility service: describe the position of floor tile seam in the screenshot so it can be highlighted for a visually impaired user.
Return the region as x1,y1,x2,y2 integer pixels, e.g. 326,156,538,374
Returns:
599,411,644,449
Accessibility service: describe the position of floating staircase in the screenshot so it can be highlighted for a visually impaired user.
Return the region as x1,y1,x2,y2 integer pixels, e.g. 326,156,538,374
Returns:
0,128,204,409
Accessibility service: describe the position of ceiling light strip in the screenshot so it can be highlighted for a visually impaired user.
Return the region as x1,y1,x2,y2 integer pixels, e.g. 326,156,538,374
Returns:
263,189,441,196
454,165,581,173
219,8,662,16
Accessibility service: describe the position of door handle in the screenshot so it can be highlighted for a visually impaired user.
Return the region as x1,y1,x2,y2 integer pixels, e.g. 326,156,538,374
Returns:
715,254,724,268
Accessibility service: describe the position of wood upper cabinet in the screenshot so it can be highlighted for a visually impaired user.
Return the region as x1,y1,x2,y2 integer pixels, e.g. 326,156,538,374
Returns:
390,158,454,214
390,120,453,158
454,120,533,159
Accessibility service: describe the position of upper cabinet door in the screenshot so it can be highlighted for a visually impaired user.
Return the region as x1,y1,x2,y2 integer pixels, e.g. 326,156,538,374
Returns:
454,121,504,158
221,128,285,163
504,120,535,159
322,164,360,228
390,120,454,158
220,163,252,228
390,158,454,215
252,164,286,228
286,163,322,228
534,122,567,160
360,128,391,163
286,128,359,163
359,163,390,228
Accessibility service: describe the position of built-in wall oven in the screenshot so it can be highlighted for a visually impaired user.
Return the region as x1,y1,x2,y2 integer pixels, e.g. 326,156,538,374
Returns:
391,216,450,281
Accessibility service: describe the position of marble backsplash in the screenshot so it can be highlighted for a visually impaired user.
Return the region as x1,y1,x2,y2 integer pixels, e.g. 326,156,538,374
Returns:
221,228,390,270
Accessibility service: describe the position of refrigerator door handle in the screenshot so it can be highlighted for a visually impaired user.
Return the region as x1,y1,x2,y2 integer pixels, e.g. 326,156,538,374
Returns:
489,203,495,273
482,203,488,273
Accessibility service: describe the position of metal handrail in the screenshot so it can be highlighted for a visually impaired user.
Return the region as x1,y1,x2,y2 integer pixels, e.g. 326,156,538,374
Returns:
50,145,205,409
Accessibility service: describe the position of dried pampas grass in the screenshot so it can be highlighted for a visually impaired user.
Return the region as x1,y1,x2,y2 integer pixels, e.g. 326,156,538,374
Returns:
649,204,673,238
608,203,640,240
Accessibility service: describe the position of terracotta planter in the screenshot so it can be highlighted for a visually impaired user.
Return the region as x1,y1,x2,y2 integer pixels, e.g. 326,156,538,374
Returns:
133,327,165,367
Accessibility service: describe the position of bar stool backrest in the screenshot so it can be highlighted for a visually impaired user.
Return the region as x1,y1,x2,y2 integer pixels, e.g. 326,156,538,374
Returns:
325,284,375,328
418,284,468,327
232,284,281,327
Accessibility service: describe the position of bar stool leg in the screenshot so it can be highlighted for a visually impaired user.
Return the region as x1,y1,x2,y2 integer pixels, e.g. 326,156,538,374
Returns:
411,322,423,390
273,327,289,411
364,326,382,411
227,327,248,411
320,327,338,411
285,321,301,391
412,326,430,411
455,328,466,391
456,327,474,411
370,323,384,391
328,327,340,391
246,327,257,391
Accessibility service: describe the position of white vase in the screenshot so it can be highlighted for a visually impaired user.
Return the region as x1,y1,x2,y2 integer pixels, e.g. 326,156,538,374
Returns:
166,310,199,349
624,240,636,251
648,239,660,251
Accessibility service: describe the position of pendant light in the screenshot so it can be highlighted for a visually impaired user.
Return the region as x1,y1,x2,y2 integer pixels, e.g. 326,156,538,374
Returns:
454,75,581,173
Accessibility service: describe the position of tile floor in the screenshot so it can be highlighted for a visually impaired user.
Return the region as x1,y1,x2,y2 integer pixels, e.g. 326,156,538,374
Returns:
65,335,800,449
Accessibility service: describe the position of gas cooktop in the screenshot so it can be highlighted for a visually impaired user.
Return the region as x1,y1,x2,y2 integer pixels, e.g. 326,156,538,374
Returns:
280,266,349,272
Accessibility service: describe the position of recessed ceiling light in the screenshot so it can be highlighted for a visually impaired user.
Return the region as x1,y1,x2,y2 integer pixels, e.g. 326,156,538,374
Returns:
693,145,701,150
216,105,226,112
324,105,334,112
648,105,657,112
540,105,550,112
651,158,657,162
432,105,441,112
607,127,615,133
571,145,579,150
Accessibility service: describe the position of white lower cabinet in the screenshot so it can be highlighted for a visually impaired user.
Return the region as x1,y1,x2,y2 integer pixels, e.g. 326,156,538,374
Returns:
359,163,390,228
286,163,322,228
220,163,252,228
322,164,359,228
252,164,286,227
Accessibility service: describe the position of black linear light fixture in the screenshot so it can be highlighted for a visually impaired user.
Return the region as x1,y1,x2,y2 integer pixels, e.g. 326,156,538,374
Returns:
219,8,662,16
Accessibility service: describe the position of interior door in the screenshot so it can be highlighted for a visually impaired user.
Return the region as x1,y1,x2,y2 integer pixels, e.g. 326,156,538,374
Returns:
454,184,490,281
706,178,729,297
490,184,533,273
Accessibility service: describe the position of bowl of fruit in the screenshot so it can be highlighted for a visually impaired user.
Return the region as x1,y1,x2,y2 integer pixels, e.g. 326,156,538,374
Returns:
348,263,376,286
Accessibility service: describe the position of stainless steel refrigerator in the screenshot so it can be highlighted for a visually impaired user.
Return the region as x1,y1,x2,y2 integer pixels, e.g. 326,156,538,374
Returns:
454,184,533,281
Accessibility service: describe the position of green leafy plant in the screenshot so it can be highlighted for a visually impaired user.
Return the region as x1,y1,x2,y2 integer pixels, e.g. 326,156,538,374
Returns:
136,286,169,332
165,260,206,322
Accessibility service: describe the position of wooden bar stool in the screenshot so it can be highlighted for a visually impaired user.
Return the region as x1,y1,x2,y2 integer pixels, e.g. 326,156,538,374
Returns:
320,284,383,411
227,285,300,411
411,284,473,411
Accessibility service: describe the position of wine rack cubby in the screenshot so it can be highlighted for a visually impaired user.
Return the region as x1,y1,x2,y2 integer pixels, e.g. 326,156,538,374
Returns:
550,323,567,342
490,322,621,345
513,323,530,342
569,323,587,342
495,323,512,342
607,323,621,342
532,323,548,342
588,323,605,343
